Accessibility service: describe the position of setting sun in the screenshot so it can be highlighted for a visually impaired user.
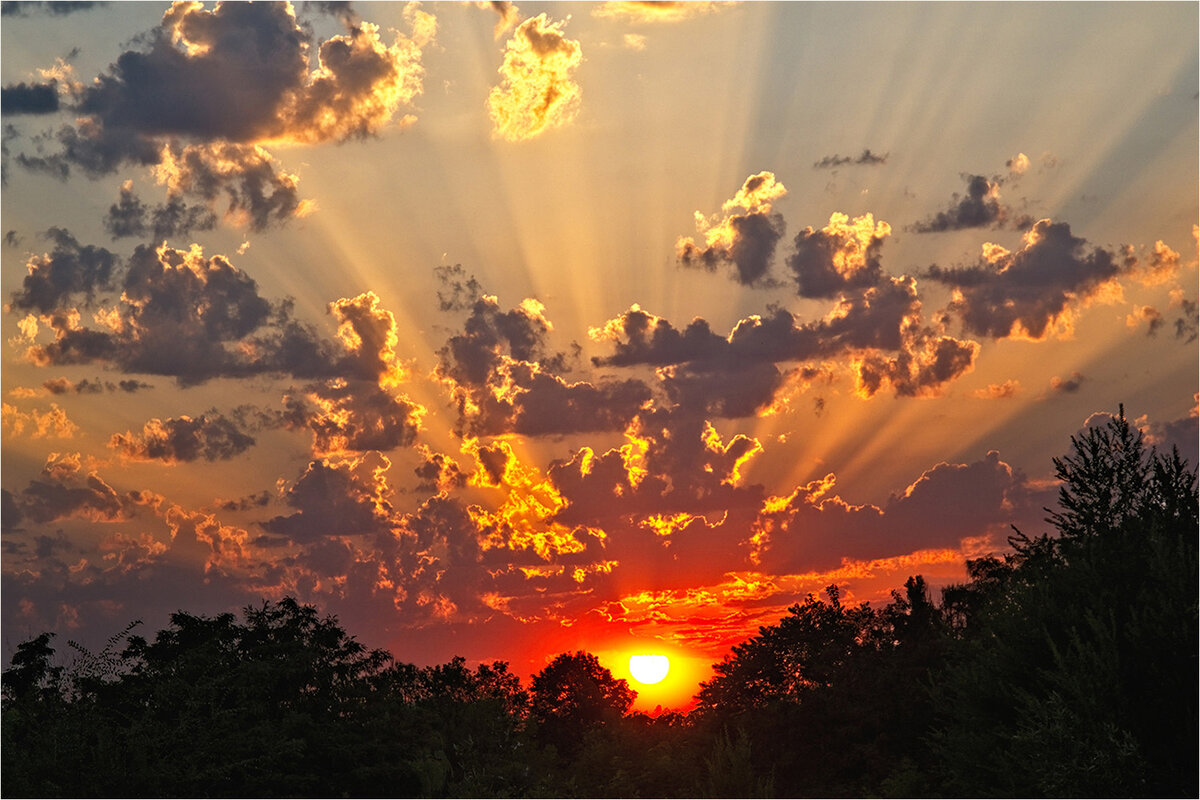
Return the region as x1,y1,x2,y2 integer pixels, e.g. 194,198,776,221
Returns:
628,654,670,685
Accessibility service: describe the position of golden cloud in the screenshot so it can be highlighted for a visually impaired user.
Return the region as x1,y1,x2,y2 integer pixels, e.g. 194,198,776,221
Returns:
487,14,583,142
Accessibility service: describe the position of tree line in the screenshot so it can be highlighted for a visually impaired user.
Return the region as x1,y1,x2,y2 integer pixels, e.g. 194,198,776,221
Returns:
4,409,1197,797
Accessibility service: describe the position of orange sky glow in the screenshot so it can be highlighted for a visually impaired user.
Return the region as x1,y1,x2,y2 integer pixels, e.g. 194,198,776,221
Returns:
1,1,1196,713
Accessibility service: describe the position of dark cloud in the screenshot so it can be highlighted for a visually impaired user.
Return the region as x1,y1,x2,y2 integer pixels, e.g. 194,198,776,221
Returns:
1050,371,1086,394
435,263,484,312
439,295,649,436
0,1,105,16
677,172,787,286
661,360,784,418
1,81,59,115
812,149,888,169
284,381,422,454
304,1,358,26
153,143,306,232
20,242,357,386
927,219,1127,339
911,173,1030,233
753,451,1042,573
109,412,256,463
261,454,393,542
786,212,889,298
12,1,434,230
40,377,151,395
4,453,135,525
103,180,217,240
8,227,118,314
413,446,467,493
1173,295,1197,343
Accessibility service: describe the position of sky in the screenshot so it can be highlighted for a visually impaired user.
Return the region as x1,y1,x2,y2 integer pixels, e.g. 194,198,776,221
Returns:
1,0,1197,712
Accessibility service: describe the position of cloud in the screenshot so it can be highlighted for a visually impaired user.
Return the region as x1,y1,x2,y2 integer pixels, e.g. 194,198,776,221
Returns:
438,295,650,436
434,263,484,312
1170,289,1198,343
414,445,468,493
1125,305,1164,337
786,212,890,298
487,14,583,142
1007,152,1030,175
8,227,119,314
16,241,411,388
0,2,105,17
284,381,423,454
812,149,888,169
476,1,520,38
1050,371,1086,394
971,380,1021,399
40,377,151,395
262,453,394,542
109,412,256,463
911,173,1032,233
1,402,78,439
13,1,434,230
1,81,59,115
592,1,732,23
593,275,976,400
752,451,1041,573
927,219,1127,339
677,172,788,286
104,179,217,240
3,452,136,526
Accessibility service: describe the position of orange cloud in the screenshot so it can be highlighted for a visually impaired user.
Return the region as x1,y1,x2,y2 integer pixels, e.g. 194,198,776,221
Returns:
487,14,583,142
593,1,733,24
1,402,78,439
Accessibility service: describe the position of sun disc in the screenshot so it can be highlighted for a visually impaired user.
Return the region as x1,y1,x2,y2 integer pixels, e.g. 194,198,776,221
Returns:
628,653,670,685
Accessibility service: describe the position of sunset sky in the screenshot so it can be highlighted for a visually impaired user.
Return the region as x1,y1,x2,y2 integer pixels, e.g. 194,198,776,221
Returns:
2,0,1197,711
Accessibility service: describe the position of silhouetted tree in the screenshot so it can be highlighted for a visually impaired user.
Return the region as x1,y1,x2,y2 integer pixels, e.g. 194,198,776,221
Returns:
529,650,635,756
931,408,1199,797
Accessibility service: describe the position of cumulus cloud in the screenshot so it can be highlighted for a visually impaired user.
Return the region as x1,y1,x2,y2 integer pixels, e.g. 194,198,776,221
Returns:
911,173,1030,233
487,13,582,142
438,295,649,436
16,242,414,388
1,402,78,439
262,453,394,542
592,1,732,23
1006,152,1030,175
109,412,256,463
812,149,888,169
8,227,118,314
752,451,1042,573
927,219,1127,340
1,81,59,115
1050,371,1086,394
786,212,890,298
677,171,788,286
3,452,136,526
1125,305,1164,337
13,1,434,229
593,275,977,400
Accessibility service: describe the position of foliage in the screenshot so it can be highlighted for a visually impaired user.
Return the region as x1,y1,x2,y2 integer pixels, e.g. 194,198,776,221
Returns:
2,407,1196,797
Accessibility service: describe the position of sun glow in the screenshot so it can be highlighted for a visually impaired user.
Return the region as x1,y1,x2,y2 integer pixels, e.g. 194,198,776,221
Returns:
628,653,670,685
